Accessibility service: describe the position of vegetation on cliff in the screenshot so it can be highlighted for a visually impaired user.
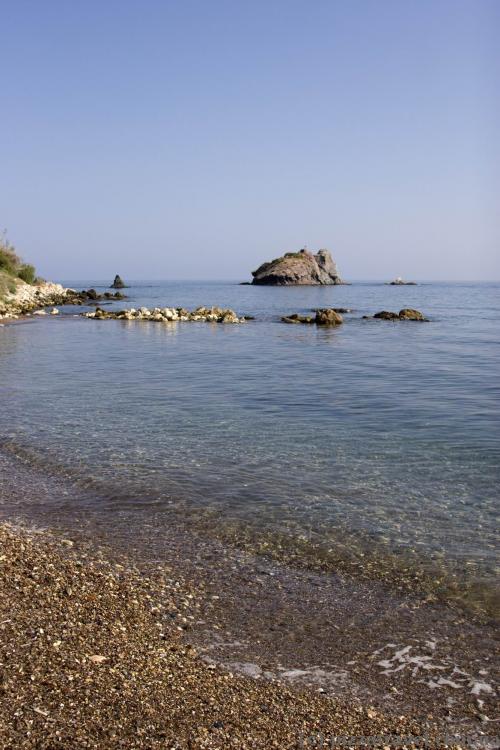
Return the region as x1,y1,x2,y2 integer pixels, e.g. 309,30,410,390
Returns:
0,231,37,299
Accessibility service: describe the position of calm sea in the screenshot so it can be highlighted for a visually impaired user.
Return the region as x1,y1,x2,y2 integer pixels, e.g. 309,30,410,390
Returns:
1,280,498,617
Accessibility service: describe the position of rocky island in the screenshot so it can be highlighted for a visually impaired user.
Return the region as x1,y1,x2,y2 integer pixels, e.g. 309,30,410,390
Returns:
251,248,343,285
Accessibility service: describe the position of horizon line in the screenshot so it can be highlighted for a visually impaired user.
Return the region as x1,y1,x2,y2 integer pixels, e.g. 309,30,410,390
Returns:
54,277,500,284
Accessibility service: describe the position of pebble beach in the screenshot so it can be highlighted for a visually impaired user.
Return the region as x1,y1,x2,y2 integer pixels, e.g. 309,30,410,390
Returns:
0,522,459,750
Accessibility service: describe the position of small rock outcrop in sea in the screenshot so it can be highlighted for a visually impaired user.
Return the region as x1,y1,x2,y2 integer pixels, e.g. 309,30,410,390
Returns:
66,289,126,305
398,308,427,320
316,308,344,325
282,308,344,326
252,248,343,285
83,306,247,324
387,277,417,285
370,308,428,321
110,275,127,289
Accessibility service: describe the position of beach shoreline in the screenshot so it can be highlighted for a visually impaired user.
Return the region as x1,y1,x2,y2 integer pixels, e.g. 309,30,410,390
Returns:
0,520,450,750
0,440,497,749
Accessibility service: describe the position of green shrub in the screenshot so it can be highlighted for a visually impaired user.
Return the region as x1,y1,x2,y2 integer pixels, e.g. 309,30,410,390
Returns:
0,274,17,301
0,246,18,275
0,231,37,284
17,264,36,284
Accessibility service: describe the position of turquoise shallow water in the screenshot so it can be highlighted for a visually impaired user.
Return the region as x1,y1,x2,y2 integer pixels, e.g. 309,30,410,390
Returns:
0,281,499,614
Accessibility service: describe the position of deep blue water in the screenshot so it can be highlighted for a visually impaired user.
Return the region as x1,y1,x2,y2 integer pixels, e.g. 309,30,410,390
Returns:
0,280,499,613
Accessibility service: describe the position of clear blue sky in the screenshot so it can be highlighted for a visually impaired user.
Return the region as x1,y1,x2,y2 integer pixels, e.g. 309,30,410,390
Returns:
1,0,498,281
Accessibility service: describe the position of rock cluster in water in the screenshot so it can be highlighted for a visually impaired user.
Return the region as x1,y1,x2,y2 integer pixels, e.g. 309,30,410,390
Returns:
282,308,344,325
84,306,247,323
367,308,427,321
252,248,343,285
66,289,126,305
0,276,429,330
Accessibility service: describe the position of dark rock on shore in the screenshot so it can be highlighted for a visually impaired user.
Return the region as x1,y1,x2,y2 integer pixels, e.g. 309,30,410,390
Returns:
252,248,343,286
372,308,428,321
111,274,127,289
282,308,343,326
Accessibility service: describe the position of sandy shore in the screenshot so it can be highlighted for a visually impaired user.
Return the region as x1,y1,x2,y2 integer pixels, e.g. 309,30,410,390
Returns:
0,522,470,749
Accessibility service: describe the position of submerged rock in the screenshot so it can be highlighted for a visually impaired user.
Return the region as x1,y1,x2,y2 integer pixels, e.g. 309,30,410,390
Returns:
281,309,343,326
372,308,428,321
252,248,343,286
373,310,400,320
281,314,314,324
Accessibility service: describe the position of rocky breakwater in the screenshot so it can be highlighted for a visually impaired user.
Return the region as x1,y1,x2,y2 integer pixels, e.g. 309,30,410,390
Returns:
282,308,344,326
251,248,343,285
84,305,247,324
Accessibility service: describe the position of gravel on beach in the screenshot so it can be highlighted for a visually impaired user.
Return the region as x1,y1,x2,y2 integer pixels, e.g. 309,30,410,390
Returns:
0,524,466,749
